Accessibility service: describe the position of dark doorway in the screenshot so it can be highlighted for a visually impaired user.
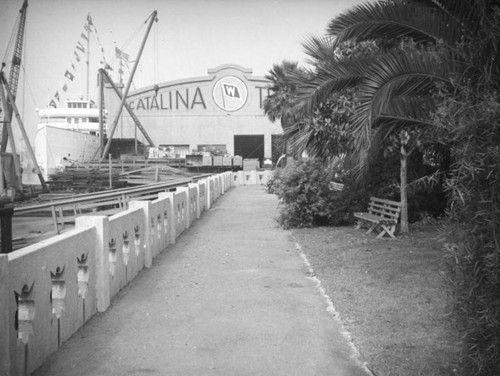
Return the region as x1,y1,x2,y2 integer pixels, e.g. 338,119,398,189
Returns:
234,135,264,163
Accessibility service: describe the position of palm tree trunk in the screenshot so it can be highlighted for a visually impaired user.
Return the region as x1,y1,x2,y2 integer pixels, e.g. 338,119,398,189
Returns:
400,145,409,233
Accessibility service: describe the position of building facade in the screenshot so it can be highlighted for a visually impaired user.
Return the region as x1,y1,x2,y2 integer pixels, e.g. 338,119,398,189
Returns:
105,64,283,164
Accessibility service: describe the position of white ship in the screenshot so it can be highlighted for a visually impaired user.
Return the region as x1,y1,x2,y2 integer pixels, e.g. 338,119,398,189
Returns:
34,98,103,179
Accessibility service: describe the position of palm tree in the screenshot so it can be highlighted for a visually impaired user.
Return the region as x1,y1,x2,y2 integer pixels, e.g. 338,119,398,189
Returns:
263,61,310,159
292,0,500,233
263,61,301,127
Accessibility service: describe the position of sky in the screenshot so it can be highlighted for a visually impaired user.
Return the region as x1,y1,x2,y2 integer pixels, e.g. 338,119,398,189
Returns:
0,0,365,142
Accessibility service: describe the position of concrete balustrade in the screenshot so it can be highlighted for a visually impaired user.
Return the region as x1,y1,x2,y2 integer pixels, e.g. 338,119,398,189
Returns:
207,178,215,208
3,227,98,376
232,171,244,185
0,172,234,376
197,180,207,217
108,207,147,299
188,184,199,224
230,170,272,186
173,189,188,239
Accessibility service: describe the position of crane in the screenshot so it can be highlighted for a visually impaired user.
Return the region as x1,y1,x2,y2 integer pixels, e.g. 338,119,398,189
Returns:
1,0,28,152
8,0,28,99
1,0,48,194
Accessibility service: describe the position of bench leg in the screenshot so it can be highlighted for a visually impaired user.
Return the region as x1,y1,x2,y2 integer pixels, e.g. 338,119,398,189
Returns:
377,224,396,238
365,223,378,234
355,220,362,230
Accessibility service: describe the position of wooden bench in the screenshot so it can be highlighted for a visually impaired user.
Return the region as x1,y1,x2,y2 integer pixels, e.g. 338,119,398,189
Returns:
328,182,344,191
354,197,401,238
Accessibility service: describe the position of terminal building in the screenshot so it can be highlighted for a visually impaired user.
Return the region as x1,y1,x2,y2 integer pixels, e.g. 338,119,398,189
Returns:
105,64,284,165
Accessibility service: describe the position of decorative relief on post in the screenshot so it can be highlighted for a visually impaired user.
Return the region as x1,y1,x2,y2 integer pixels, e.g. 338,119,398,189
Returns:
150,216,155,242
50,266,66,319
122,231,130,266
109,238,117,278
163,210,169,235
134,225,141,255
191,196,196,213
15,282,35,344
157,214,162,240
77,253,89,299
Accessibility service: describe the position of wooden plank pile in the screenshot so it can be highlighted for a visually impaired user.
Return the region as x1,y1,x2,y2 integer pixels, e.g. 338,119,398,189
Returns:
118,165,193,185
47,168,127,192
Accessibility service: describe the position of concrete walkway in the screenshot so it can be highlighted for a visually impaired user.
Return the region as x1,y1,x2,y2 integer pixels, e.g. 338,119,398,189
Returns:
33,186,370,376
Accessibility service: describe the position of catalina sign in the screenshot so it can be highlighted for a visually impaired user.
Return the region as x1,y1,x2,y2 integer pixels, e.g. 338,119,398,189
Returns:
105,64,282,160
212,76,248,112
126,64,269,115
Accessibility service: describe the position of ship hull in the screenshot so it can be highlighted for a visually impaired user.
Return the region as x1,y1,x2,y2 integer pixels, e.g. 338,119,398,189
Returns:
35,126,100,179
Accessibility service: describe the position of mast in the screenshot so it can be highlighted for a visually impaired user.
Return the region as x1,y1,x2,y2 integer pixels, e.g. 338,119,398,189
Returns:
100,10,158,161
86,13,91,100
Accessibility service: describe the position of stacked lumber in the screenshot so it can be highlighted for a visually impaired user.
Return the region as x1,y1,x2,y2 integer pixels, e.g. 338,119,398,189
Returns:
118,165,194,185
47,169,127,192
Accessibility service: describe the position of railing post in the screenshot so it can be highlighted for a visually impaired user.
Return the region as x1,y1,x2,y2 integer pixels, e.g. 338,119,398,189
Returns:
75,216,110,312
0,254,11,375
188,183,200,219
176,187,190,228
206,177,212,210
0,203,14,254
128,200,152,268
158,192,175,245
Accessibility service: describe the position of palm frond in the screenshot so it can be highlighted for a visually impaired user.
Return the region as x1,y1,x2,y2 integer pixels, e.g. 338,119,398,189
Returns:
360,50,458,119
344,50,462,180
289,57,368,114
327,1,469,51
302,35,337,67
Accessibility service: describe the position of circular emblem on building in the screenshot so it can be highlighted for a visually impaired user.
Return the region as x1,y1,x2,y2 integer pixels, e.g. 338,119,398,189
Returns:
212,76,248,112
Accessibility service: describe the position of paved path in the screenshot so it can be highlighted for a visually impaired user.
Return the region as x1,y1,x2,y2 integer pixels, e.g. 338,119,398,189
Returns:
33,186,370,376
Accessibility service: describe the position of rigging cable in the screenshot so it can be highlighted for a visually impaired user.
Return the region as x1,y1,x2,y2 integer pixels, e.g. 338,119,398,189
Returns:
1,8,20,64
154,17,159,84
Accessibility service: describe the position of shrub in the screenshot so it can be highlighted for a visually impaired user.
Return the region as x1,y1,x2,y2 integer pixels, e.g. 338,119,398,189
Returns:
433,89,500,376
269,152,446,229
265,167,283,195
270,159,364,228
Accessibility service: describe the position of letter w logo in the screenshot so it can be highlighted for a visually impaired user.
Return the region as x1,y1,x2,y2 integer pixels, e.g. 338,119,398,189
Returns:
222,84,240,99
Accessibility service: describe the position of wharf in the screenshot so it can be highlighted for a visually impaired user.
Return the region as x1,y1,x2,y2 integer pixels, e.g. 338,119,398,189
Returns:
31,186,370,376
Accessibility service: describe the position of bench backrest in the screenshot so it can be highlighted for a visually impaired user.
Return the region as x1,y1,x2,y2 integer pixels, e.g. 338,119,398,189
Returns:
367,197,401,222
329,182,344,191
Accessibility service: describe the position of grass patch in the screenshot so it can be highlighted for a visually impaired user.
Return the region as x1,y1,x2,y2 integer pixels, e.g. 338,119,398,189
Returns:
292,224,460,376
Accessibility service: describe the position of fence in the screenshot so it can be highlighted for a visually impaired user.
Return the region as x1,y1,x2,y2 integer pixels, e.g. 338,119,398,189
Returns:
0,170,272,375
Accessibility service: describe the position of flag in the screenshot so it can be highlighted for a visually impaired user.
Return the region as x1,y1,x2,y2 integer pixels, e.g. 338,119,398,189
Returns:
115,47,130,62
64,70,75,81
222,84,240,99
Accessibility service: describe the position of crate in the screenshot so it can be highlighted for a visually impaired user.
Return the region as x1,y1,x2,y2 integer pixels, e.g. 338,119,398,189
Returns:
243,158,259,170
222,156,232,166
213,156,223,166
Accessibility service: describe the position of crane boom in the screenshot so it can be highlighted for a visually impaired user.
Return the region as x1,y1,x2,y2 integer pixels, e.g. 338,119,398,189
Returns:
1,0,28,153
8,0,28,99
